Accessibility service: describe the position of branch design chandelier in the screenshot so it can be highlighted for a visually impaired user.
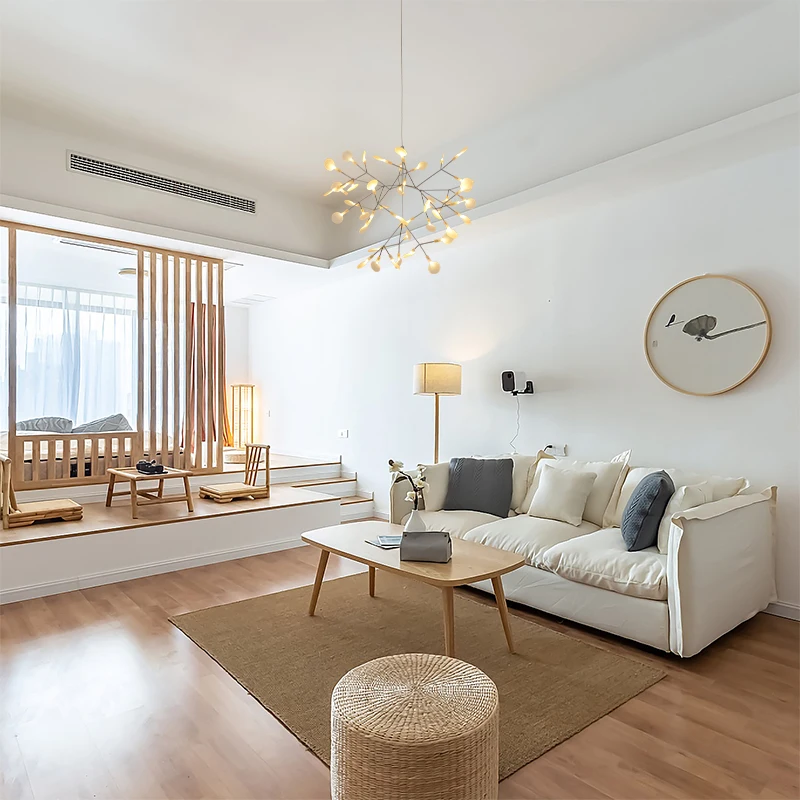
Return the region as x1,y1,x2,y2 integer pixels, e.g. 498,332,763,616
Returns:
322,0,474,275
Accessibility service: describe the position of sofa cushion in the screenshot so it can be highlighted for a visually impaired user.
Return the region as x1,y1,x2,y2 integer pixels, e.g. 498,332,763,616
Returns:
656,482,713,554
607,466,745,528
404,510,501,538
540,528,667,601
16,416,73,433
529,464,597,527
621,470,674,551
473,453,544,514
524,451,630,526
443,457,513,518
72,413,133,433
460,514,599,568
419,462,450,511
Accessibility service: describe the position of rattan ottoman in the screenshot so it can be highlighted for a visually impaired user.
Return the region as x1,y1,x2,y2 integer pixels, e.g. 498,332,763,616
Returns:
331,653,499,800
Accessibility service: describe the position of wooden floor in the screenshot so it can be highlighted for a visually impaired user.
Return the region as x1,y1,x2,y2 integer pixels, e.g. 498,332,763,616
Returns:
1,547,797,800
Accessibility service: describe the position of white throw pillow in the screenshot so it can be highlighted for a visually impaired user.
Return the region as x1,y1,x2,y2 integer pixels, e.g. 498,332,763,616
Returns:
517,451,561,514
528,464,597,527
657,482,713,554
419,462,450,511
524,450,631,525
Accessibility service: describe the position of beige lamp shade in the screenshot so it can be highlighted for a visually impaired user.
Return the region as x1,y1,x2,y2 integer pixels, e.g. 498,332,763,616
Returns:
414,363,462,396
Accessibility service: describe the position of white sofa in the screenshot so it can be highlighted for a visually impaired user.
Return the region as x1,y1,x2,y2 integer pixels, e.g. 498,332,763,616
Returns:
389,455,777,657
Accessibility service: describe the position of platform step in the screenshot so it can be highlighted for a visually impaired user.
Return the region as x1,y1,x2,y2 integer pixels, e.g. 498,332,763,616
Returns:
340,495,374,522
291,476,354,487
340,495,371,505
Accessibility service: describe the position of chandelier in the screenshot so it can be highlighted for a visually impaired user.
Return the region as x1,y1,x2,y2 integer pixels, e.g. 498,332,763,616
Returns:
322,1,474,275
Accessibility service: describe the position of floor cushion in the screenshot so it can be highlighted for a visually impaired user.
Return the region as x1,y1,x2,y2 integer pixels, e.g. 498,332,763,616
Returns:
460,515,599,568
539,528,667,601
403,509,501,538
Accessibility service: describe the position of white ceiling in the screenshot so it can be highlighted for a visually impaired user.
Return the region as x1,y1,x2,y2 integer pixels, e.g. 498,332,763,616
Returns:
0,0,767,204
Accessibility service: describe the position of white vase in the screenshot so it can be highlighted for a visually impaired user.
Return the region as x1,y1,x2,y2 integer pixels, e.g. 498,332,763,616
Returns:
404,509,426,533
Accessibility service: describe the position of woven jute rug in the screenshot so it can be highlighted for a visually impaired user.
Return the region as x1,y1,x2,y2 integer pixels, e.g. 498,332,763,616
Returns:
171,571,664,779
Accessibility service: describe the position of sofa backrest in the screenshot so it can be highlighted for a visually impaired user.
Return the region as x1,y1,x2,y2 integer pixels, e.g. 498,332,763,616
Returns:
606,467,746,528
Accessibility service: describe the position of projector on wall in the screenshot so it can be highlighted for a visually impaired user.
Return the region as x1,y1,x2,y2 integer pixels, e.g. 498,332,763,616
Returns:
501,371,534,395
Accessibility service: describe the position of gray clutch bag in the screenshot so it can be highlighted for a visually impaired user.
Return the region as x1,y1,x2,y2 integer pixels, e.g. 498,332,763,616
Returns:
399,531,452,563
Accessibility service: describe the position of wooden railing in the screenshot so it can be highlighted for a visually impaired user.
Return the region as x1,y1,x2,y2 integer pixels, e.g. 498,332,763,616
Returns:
10,432,140,488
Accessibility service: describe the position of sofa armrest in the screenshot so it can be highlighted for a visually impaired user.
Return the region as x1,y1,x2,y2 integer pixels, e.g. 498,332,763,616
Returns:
667,487,777,657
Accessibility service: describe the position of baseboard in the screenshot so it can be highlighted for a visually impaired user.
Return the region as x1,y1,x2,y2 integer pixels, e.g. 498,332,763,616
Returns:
0,535,305,605
765,602,800,621
373,510,390,521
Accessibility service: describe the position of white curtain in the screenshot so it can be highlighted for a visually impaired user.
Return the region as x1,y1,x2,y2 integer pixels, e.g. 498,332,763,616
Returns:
15,284,136,427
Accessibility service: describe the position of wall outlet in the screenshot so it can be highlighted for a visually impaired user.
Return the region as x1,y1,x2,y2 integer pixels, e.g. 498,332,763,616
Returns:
337,429,349,439
546,444,567,457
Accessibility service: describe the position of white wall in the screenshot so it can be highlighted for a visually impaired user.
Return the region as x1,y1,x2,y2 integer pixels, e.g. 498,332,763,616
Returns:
250,148,800,608
224,305,251,385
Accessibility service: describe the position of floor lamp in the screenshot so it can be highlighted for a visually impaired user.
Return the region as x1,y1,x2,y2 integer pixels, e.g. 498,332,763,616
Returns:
413,363,462,463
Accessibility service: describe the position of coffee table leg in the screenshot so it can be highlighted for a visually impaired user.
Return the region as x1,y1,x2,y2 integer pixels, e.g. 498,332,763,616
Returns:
308,549,330,616
492,576,515,654
442,586,455,657
369,566,375,597
130,480,138,519
105,473,116,507
183,477,194,512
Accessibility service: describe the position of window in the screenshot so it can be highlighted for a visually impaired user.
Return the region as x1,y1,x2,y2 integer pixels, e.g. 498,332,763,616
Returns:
14,283,136,426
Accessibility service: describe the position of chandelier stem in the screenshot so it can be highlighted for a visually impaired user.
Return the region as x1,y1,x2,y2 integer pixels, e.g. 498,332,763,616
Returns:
400,0,404,147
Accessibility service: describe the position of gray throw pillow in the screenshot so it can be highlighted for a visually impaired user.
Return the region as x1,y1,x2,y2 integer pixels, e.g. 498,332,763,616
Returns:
621,470,675,551
16,416,73,433
443,457,513,518
72,413,133,433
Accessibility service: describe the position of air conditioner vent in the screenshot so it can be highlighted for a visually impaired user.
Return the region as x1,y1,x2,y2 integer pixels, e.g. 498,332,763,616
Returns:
67,152,256,214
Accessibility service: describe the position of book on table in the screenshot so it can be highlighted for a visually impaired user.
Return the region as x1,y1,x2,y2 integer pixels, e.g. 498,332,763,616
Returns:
366,534,402,549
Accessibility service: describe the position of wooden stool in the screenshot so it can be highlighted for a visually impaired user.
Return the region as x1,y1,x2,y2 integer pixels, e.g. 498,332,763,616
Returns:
331,653,499,800
1,455,83,530
199,444,270,503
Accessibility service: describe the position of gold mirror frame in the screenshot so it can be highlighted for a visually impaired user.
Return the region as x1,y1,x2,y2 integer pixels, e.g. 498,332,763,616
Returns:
644,274,772,397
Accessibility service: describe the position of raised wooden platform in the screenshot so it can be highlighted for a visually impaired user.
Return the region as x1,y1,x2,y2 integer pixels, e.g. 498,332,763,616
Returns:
0,485,336,548
0,484,342,605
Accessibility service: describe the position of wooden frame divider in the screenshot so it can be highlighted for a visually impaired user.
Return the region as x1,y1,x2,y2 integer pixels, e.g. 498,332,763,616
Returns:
1,221,226,490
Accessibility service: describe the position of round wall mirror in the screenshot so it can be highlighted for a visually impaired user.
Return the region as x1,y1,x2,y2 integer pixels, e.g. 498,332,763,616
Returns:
645,275,771,396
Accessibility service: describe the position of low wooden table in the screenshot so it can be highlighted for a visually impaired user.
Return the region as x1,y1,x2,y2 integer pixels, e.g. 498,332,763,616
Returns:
301,520,525,658
105,467,194,519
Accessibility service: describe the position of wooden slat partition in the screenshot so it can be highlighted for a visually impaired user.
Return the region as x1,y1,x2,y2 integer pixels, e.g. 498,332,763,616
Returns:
148,251,158,461
172,256,181,469
196,259,204,469
135,249,145,467
1,221,227,490
7,227,19,486
216,260,225,470
184,258,194,470
206,261,215,469
161,252,169,467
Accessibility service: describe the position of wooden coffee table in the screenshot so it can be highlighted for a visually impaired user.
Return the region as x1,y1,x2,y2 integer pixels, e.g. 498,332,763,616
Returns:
301,520,525,658
105,467,194,519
